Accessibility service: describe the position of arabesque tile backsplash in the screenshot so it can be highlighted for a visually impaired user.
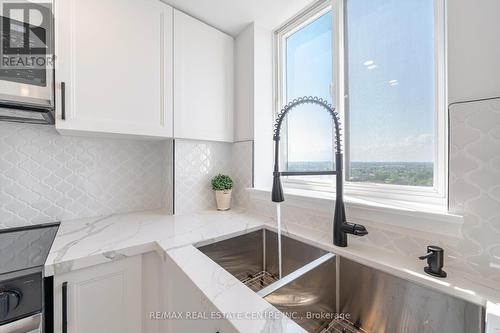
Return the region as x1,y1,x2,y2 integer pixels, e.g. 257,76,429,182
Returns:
448,98,500,285
0,125,251,227
0,122,172,228
174,139,232,214
174,139,253,214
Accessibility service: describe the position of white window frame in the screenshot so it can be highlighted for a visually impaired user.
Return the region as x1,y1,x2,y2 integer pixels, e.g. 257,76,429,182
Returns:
273,0,335,188
273,0,448,206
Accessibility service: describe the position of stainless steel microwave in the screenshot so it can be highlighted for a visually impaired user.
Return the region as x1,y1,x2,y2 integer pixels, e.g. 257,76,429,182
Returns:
0,1,54,124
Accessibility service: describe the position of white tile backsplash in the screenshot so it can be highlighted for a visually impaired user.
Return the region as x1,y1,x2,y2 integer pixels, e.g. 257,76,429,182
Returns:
231,141,253,209
174,139,253,214
0,122,172,228
448,98,500,285
174,139,232,214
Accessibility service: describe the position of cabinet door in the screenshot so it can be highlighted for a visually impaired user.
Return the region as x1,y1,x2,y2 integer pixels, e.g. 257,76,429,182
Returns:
53,256,142,333
55,0,173,138
173,10,234,142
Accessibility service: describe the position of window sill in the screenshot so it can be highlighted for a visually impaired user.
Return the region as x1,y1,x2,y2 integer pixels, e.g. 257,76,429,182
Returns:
248,187,464,239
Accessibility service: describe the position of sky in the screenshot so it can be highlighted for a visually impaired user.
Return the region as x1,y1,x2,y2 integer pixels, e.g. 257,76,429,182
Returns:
284,0,435,164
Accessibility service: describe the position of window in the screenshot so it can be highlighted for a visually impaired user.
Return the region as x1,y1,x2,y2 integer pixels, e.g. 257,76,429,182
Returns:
286,11,333,173
276,1,335,183
344,0,443,189
274,0,446,201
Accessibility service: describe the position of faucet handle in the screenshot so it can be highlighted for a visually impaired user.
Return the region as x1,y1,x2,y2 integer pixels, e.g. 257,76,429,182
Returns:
352,224,368,236
342,223,368,236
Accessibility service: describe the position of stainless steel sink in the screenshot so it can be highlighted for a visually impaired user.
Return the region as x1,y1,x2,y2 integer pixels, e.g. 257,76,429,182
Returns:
198,229,485,333
198,229,327,292
263,256,484,333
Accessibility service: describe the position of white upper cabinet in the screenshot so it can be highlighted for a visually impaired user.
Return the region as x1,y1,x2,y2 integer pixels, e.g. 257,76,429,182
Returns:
173,10,234,142
55,0,173,139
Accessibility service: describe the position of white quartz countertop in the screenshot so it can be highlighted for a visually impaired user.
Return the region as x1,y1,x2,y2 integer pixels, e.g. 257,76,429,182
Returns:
45,209,265,276
46,209,309,332
46,208,500,325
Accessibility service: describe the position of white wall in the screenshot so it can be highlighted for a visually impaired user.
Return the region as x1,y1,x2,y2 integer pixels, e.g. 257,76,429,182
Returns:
447,0,500,102
253,24,274,190
234,24,254,142
234,22,274,189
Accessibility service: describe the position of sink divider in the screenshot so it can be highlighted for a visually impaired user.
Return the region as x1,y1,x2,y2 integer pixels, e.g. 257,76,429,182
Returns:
257,252,336,298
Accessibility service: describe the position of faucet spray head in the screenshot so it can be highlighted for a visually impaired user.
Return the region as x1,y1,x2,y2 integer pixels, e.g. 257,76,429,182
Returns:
272,172,284,203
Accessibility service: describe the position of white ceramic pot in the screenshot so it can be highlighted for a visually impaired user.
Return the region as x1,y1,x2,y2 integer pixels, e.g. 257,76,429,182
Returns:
215,189,232,211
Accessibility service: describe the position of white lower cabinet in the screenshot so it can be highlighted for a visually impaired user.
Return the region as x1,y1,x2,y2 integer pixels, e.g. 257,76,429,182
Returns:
53,256,142,333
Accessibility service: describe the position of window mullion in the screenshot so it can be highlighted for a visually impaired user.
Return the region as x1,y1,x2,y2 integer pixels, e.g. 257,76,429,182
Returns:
333,0,347,185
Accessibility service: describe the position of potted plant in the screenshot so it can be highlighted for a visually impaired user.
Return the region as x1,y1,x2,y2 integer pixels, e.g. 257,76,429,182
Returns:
211,174,233,211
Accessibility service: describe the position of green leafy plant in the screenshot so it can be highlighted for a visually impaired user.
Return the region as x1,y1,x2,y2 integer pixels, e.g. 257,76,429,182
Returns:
211,174,233,191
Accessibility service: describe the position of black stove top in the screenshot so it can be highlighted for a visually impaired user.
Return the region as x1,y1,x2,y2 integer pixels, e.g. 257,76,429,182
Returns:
0,223,59,276
0,222,59,328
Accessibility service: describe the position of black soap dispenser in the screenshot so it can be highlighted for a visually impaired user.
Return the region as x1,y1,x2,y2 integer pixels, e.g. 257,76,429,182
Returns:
419,245,447,278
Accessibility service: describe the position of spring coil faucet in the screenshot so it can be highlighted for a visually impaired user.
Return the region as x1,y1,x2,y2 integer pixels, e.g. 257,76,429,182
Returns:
271,96,368,247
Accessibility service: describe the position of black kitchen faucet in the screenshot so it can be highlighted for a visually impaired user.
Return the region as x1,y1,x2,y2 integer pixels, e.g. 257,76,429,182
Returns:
271,96,368,247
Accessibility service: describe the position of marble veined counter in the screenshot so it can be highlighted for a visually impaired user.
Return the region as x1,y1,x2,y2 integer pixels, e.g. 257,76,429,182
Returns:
46,208,500,332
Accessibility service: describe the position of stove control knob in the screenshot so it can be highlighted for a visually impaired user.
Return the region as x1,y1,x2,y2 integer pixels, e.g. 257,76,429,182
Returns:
0,289,22,319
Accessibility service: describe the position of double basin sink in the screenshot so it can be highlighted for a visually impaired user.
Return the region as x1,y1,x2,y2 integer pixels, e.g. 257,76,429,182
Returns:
198,229,484,333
